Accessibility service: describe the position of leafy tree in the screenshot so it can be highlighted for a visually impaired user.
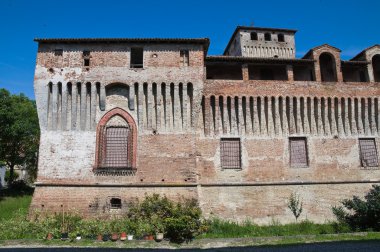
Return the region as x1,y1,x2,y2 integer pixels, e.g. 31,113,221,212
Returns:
332,185,380,231
0,88,40,183
288,192,303,222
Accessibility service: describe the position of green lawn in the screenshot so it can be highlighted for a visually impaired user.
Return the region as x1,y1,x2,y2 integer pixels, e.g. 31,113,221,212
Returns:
198,218,351,239
0,195,32,220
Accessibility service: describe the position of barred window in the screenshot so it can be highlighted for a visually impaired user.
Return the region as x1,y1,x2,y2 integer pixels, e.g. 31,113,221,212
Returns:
220,138,241,169
359,138,379,167
103,127,129,168
95,108,137,175
290,137,308,168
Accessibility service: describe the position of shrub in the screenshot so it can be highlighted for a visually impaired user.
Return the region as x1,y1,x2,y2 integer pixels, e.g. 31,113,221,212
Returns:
332,185,380,231
126,194,206,242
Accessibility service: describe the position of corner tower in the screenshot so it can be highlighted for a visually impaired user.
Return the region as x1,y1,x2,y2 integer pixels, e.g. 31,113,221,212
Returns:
224,26,296,58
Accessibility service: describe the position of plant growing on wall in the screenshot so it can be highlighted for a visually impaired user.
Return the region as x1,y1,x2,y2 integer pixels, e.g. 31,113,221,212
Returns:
288,192,303,222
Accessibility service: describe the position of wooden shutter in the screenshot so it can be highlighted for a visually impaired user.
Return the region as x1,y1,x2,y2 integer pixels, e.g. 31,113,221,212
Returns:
359,139,379,167
290,137,308,167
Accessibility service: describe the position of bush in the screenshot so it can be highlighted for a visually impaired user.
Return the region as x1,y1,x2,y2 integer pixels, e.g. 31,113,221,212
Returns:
332,185,380,231
127,194,206,242
0,194,206,242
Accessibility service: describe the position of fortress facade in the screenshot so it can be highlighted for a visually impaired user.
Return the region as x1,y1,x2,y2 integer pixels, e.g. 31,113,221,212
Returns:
31,26,380,223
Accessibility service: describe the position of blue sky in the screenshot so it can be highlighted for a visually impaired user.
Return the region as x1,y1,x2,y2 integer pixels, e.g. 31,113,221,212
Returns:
0,0,379,98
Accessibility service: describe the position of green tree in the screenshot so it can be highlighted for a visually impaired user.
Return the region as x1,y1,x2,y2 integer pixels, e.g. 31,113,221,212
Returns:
0,88,40,183
333,185,380,231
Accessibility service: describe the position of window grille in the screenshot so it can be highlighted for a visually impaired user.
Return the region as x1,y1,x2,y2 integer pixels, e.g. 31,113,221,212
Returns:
220,138,241,169
290,137,308,168
359,138,379,167
103,127,129,168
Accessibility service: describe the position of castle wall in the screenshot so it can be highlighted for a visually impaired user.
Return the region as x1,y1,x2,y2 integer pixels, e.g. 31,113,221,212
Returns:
31,39,380,224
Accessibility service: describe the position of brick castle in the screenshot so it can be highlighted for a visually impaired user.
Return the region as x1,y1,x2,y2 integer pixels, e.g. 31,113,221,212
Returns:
31,26,380,223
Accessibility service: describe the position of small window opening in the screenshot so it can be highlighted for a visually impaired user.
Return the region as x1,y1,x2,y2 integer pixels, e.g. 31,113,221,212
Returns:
278,34,285,42
83,50,90,67
84,58,90,67
359,138,379,167
54,49,63,56
131,47,144,68
220,138,241,169
180,50,189,67
289,137,309,168
110,198,122,209
250,32,258,40
264,33,271,41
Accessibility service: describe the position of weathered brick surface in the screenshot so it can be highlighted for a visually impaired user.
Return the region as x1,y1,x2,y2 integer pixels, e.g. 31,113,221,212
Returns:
31,32,380,224
200,184,377,224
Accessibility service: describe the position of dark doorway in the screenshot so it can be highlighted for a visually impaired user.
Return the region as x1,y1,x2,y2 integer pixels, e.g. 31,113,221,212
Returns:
319,53,337,82
372,54,380,82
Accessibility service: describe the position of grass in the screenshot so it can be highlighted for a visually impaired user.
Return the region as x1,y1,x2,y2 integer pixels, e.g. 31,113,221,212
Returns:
0,195,32,220
0,185,378,248
198,218,351,239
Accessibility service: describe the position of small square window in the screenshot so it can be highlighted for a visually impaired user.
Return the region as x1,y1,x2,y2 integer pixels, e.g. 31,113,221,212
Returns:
110,198,122,209
131,47,143,68
359,138,379,167
264,33,271,41
250,32,258,40
290,137,308,168
278,34,285,42
220,138,241,169
54,49,63,56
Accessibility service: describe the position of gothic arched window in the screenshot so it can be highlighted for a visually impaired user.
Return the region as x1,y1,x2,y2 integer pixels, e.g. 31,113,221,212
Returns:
94,108,137,175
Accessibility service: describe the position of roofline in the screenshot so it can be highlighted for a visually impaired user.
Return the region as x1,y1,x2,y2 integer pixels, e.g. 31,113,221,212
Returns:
206,56,314,64
236,26,297,33
34,37,210,52
223,26,297,55
351,44,380,60
302,44,342,59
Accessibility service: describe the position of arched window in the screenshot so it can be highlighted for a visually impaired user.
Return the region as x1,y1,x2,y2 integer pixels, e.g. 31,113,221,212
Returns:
278,34,285,42
264,33,271,41
372,54,380,82
250,32,258,40
94,108,137,175
319,53,337,82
